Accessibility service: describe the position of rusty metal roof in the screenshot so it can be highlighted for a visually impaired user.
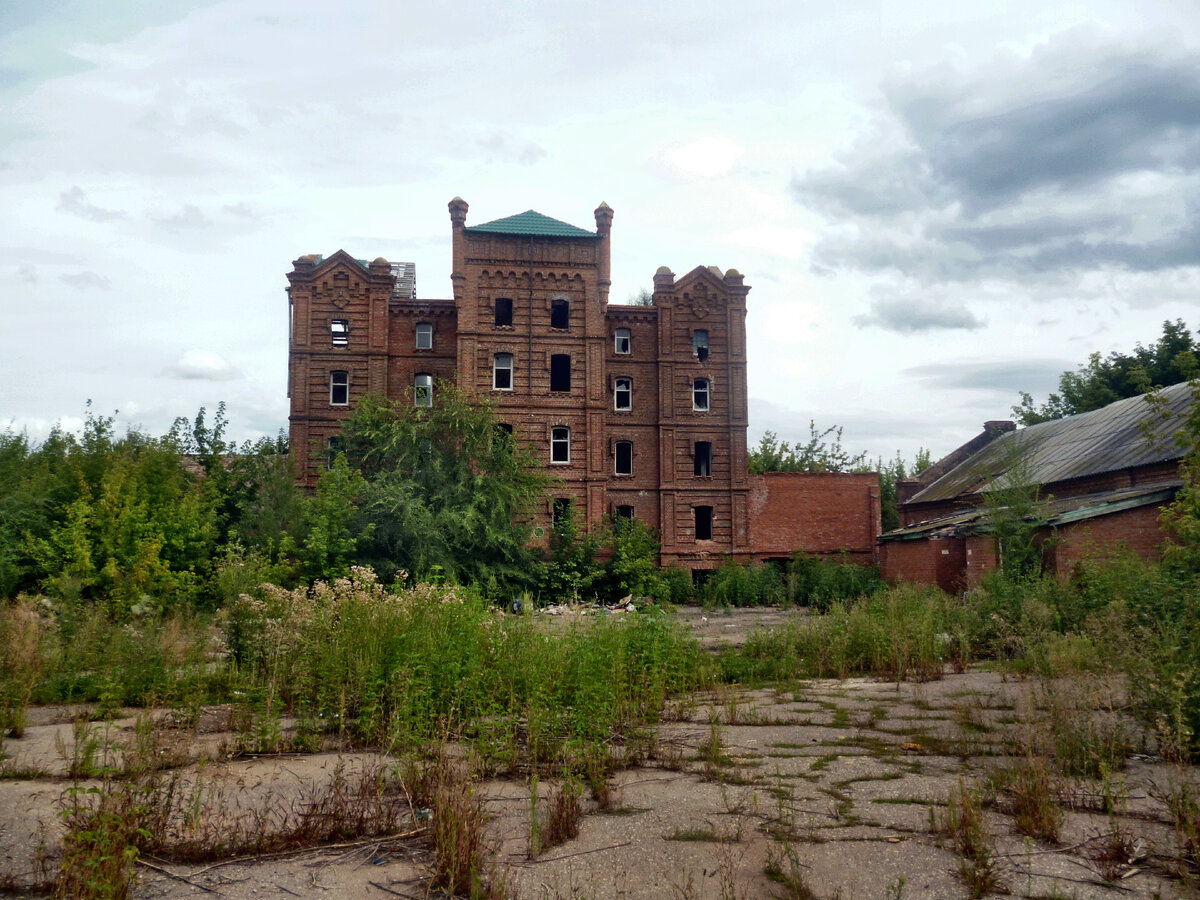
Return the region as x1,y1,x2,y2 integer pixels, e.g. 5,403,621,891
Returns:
908,382,1197,504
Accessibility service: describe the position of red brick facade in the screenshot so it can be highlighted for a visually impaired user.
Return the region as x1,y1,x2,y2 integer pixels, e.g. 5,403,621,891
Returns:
287,199,878,571
747,473,880,564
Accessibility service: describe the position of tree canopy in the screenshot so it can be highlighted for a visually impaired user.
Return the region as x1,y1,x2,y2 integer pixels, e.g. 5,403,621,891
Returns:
1014,319,1199,426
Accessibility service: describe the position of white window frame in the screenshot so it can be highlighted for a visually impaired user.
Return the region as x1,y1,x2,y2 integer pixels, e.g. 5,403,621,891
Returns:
614,376,632,410
615,440,633,476
692,377,710,412
493,352,514,390
415,322,433,350
614,327,631,355
551,426,570,464
330,370,349,405
414,373,433,407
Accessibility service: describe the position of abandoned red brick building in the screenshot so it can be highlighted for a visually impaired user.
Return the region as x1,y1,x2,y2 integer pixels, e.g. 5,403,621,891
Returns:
879,382,1195,591
286,199,880,571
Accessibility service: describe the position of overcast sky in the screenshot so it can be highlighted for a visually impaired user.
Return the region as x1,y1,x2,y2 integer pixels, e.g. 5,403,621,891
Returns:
4,0,1200,464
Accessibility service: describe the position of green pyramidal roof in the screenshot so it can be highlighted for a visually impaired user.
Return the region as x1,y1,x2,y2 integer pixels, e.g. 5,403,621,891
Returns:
464,209,598,239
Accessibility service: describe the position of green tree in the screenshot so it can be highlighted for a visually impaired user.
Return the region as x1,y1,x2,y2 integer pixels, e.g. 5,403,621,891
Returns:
337,386,550,586
876,448,932,532
748,423,869,473
1014,319,1200,425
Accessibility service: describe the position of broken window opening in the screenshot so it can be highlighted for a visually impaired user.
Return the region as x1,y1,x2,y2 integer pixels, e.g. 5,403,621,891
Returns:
495,297,513,327
551,298,570,329
692,377,710,411
331,319,349,346
414,373,433,407
615,440,633,476
694,441,712,477
614,376,632,410
326,435,344,469
615,505,635,521
694,505,714,541
552,497,572,528
550,354,571,392
614,327,631,354
693,329,709,362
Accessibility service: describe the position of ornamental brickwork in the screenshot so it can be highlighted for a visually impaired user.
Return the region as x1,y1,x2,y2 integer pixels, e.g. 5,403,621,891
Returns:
287,198,879,572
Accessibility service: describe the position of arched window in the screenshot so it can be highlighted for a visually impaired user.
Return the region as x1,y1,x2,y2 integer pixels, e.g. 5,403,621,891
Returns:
615,440,633,475
493,353,513,390
415,322,433,349
614,376,632,410
330,371,349,405
614,327,631,354
551,426,570,464
692,377,710,411
414,373,433,407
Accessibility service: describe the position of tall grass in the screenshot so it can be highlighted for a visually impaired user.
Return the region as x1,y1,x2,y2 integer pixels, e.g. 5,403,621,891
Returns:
224,568,703,765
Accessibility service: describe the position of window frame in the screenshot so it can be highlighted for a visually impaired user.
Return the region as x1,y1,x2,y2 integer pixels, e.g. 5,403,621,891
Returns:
550,426,571,464
493,352,514,391
614,376,632,410
615,439,633,476
331,319,349,347
692,377,710,412
615,504,635,521
614,327,631,355
414,372,433,407
415,322,433,350
330,370,349,406
692,329,710,360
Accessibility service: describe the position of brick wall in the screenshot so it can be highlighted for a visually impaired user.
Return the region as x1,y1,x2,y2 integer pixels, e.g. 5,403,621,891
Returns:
747,472,880,563
1048,505,1167,574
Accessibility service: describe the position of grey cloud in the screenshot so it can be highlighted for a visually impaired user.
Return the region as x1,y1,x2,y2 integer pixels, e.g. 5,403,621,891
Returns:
792,41,1200,285
57,185,126,222
903,360,1071,394
59,271,111,289
853,297,984,333
477,131,547,166
154,204,211,231
15,264,35,283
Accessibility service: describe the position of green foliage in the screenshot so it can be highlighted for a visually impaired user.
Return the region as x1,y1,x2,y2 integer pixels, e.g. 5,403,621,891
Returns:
224,569,702,764
980,439,1050,582
338,388,548,587
1014,318,1199,425
748,424,869,474
701,553,882,610
876,447,932,532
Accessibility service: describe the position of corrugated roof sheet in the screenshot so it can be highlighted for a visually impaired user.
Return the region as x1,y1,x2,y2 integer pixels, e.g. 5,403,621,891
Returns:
464,210,597,239
882,483,1181,541
909,382,1197,504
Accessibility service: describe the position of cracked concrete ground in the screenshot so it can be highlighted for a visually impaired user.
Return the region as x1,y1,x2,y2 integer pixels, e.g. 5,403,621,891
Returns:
2,612,1197,899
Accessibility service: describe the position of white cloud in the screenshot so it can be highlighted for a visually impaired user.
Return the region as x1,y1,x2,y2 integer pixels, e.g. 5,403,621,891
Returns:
163,350,240,381
663,136,744,178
